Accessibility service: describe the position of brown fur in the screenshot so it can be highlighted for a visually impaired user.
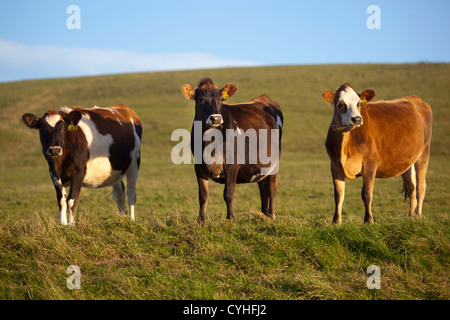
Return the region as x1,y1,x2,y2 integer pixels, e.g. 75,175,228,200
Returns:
183,78,283,224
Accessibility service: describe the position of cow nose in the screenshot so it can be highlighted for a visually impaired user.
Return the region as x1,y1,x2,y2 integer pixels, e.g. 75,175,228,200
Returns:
207,114,223,127
351,116,362,125
46,146,63,157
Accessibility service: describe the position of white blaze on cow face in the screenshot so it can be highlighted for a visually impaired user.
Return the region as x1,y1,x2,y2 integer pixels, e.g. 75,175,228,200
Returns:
45,114,63,127
338,86,363,127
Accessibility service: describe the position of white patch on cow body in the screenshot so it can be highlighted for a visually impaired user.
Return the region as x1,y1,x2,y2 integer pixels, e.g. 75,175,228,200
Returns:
45,114,63,127
93,106,115,113
76,114,123,188
260,158,280,176
339,87,362,127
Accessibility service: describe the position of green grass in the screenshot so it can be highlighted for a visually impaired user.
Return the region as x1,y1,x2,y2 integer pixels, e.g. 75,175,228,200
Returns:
0,63,449,299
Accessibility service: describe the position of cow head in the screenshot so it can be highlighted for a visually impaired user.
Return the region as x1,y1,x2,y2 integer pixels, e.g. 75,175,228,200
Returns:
322,83,376,131
22,109,82,159
181,78,237,128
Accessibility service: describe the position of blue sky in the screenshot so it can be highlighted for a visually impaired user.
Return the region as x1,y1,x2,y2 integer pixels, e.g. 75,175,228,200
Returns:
0,0,449,82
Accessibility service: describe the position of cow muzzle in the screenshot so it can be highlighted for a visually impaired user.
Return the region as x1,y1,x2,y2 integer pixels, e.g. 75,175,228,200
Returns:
46,146,63,158
351,116,363,126
206,114,223,127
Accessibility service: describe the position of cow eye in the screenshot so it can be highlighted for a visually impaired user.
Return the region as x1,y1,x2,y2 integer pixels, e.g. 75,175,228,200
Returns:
337,102,347,112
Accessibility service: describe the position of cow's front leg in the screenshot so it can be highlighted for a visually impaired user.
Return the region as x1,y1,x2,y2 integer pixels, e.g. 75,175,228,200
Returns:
197,177,209,225
223,165,238,221
332,169,345,224
67,174,83,226
55,185,68,225
50,172,68,225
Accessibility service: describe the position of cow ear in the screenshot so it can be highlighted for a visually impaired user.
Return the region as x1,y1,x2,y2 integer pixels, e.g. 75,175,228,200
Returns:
221,83,238,100
322,90,335,105
181,84,195,100
65,110,82,126
22,113,39,129
359,89,376,102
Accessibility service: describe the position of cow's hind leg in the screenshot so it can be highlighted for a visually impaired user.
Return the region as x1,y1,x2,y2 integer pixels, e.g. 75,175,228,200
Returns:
401,166,418,217
125,158,139,221
112,180,126,214
258,174,277,219
361,169,376,224
414,145,431,217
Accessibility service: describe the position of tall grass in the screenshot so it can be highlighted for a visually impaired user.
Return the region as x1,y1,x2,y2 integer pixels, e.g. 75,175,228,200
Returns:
0,210,448,299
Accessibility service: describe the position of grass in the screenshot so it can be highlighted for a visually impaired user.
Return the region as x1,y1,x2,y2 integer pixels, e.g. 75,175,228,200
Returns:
1,211,448,299
0,63,449,299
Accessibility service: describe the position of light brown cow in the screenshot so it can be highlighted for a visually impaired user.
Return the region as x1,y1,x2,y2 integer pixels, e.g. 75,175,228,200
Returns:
322,83,432,224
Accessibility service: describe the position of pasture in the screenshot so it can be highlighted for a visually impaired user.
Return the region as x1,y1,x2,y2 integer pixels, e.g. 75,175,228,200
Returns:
0,63,449,300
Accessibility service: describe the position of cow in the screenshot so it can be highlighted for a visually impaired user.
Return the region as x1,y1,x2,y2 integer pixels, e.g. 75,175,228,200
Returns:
322,83,432,224
181,78,283,224
22,104,142,225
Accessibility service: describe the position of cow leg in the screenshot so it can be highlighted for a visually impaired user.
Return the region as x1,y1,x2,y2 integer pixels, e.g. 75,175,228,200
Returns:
258,174,277,219
223,166,238,221
258,178,269,216
197,177,209,225
415,145,430,217
401,166,417,217
50,173,68,225
55,185,68,225
332,170,345,224
112,180,126,214
67,176,83,226
126,159,139,221
361,170,376,224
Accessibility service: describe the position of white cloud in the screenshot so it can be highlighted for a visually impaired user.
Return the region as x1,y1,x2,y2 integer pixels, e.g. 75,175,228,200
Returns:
0,38,259,82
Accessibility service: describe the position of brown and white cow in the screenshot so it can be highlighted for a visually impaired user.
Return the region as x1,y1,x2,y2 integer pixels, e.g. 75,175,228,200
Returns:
181,78,283,224
22,104,142,225
322,83,432,224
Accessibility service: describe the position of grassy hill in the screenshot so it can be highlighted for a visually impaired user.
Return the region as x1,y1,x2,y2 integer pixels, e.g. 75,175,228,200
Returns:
0,64,449,299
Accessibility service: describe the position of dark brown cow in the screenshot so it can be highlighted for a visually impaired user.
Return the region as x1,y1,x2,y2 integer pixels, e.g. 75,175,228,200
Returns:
322,83,432,224
181,78,283,224
22,104,142,225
